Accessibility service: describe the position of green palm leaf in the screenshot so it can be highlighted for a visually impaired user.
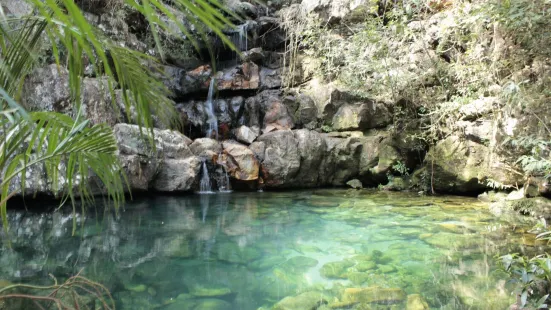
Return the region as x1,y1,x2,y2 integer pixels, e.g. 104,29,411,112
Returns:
0,107,126,238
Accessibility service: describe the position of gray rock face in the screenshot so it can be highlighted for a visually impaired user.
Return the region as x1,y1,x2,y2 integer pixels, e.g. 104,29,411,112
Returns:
459,97,500,121
114,124,193,158
245,90,295,132
331,101,392,131
153,158,201,192
257,131,301,187
321,135,363,185
456,120,494,144
23,64,70,112
23,65,119,126
424,135,522,193
295,94,318,129
292,129,326,187
2,1,32,15
113,124,199,192
260,67,282,89
299,0,376,23
190,138,223,161
118,155,159,191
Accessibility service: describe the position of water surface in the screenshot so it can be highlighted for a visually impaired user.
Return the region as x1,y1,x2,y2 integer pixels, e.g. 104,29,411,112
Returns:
0,190,538,309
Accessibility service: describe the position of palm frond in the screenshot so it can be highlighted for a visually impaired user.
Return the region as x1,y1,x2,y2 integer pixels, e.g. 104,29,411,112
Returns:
0,107,126,238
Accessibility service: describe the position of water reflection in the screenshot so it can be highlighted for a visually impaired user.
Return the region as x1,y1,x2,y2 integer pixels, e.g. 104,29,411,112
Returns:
0,190,544,309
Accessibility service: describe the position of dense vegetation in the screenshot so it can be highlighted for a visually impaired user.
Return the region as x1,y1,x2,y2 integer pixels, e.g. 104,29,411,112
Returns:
282,0,551,189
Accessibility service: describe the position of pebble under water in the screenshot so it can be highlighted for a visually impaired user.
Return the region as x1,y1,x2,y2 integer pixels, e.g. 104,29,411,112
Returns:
0,190,539,309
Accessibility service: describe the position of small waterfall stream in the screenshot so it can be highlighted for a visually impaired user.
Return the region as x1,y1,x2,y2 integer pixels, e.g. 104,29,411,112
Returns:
199,161,214,193
218,165,232,193
204,78,218,140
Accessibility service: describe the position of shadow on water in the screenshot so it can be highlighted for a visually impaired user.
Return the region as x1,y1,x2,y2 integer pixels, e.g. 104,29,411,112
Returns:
0,190,542,309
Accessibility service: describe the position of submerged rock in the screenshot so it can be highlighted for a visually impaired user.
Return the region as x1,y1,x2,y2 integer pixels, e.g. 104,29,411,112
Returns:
192,298,232,310
342,287,406,305
272,291,328,310
189,285,232,298
216,242,262,264
320,260,355,279
281,256,319,272
406,294,429,310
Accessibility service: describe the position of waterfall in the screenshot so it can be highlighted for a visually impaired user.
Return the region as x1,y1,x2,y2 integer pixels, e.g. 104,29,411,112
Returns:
234,22,249,64
199,161,213,193
237,23,248,52
218,165,232,193
204,78,218,139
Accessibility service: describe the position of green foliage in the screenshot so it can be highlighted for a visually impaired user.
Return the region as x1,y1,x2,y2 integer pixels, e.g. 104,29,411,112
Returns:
0,0,236,238
498,253,551,309
392,160,409,177
0,109,126,238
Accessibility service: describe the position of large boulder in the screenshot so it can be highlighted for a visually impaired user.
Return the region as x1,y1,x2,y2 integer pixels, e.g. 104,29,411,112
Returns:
233,125,258,144
190,138,222,161
292,129,326,186
114,124,193,158
257,131,301,187
245,90,295,132
220,141,260,181
332,101,392,131
320,135,363,185
152,158,201,192
294,94,318,129
113,124,199,193
425,135,522,193
273,291,328,310
259,66,282,89
215,62,260,91
299,0,377,23
118,155,159,191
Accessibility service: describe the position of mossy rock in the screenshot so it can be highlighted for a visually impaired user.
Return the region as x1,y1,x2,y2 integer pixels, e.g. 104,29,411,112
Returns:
320,260,355,279
347,272,371,285
342,287,406,305
249,256,288,271
189,285,232,298
280,256,319,272
421,232,480,249
216,242,262,264
125,284,147,293
355,261,376,272
272,291,328,310
406,294,429,310
377,264,396,274
192,298,232,310
437,223,472,234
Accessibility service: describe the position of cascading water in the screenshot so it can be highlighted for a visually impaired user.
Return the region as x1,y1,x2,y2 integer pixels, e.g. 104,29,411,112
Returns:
234,22,249,64
237,22,248,52
204,78,218,140
218,165,232,193
199,161,213,193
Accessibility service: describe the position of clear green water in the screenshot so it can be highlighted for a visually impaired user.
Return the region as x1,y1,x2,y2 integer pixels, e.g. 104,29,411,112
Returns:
2,190,536,309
